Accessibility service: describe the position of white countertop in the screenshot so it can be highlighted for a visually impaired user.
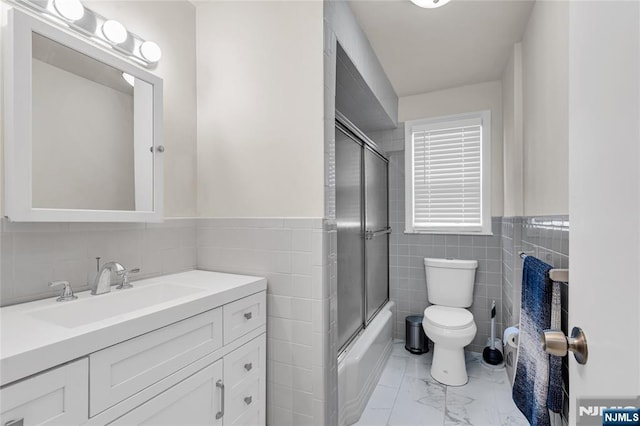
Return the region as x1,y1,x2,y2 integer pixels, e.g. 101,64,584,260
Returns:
0,269,266,386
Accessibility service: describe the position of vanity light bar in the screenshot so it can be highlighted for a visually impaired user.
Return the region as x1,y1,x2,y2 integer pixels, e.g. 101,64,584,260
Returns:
13,0,162,68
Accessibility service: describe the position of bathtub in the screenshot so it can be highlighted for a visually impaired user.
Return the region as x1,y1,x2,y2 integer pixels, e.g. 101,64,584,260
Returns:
338,301,395,426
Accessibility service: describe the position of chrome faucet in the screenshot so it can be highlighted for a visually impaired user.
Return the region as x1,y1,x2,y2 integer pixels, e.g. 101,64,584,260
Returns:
91,261,126,295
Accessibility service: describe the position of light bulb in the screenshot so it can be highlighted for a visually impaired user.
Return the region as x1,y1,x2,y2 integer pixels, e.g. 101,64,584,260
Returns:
52,0,85,21
102,20,128,44
410,0,452,9
122,73,135,87
139,41,162,63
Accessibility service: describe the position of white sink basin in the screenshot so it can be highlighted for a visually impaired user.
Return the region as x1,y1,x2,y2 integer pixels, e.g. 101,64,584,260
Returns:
28,283,205,328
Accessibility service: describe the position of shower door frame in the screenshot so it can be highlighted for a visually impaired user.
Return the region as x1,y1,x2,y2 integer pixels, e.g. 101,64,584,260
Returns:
335,111,390,354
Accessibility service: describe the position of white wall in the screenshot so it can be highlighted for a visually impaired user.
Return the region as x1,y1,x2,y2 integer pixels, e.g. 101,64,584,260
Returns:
195,1,325,218
0,0,198,218
399,81,504,217
521,0,569,216
502,43,524,218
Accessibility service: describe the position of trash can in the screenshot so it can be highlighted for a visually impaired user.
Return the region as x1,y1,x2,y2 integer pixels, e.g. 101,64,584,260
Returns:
405,315,430,354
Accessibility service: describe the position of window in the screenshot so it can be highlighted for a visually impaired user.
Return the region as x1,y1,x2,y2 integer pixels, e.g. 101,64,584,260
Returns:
404,111,491,234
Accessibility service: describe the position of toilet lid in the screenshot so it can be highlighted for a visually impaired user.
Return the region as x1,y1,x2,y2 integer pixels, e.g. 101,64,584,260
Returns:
423,305,474,330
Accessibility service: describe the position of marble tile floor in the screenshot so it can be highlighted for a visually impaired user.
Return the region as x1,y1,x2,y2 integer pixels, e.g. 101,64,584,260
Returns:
353,341,529,426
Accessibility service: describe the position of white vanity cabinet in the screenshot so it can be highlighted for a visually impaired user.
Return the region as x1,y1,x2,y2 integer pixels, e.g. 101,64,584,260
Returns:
0,273,266,426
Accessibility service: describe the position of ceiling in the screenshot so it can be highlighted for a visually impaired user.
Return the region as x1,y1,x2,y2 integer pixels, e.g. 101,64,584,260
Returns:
348,0,535,97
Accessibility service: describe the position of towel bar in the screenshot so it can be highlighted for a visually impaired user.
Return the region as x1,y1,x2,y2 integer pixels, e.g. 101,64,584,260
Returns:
518,252,569,283
549,269,569,283
518,251,534,259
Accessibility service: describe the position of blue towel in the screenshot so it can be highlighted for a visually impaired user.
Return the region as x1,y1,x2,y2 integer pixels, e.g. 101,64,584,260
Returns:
547,281,563,413
513,256,553,426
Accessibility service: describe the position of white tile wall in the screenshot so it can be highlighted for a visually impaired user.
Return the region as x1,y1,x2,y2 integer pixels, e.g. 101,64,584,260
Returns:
196,218,334,426
500,217,523,329
323,5,339,425
0,218,197,307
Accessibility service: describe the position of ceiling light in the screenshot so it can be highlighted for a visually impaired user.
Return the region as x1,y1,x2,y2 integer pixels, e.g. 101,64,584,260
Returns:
102,20,128,44
122,73,135,87
139,41,162,63
410,0,452,9
52,0,84,21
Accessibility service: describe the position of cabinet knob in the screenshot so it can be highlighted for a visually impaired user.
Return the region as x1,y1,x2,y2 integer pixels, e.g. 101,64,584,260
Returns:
244,362,253,371
244,396,252,405
5,419,24,426
244,312,252,320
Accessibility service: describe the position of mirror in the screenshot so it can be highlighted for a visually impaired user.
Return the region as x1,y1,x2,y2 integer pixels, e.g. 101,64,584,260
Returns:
4,9,163,222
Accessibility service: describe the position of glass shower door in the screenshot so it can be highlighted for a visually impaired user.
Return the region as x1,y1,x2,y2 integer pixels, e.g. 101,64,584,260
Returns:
364,146,389,323
336,127,365,351
336,116,390,353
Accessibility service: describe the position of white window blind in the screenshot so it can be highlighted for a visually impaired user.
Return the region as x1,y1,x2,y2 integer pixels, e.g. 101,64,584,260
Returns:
405,111,491,234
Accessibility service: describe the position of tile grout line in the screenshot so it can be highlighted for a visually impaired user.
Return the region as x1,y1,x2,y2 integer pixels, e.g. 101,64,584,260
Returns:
385,345,410,426
386,353,407,426
442,384,448,426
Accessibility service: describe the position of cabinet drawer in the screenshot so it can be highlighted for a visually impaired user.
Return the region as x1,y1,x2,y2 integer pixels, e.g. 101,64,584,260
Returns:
226,374,264,425
0,358,88,426
224,334,265,388
223,292,266,344
90,308,223,416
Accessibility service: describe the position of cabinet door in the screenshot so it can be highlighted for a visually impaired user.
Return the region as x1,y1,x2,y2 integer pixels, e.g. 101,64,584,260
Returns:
0,358,88,426
109,359,223,426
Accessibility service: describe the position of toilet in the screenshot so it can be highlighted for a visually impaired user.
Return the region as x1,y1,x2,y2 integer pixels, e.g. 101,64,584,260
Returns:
421,258,478,386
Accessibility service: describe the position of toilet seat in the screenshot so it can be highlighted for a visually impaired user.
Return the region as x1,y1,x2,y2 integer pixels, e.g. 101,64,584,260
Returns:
424,305,474,330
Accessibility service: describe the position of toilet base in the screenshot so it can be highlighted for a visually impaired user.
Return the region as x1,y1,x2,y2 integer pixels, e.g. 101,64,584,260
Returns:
430,344,468,386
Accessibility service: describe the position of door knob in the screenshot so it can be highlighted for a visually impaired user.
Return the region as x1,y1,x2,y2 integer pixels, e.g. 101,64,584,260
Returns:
542,327,588,365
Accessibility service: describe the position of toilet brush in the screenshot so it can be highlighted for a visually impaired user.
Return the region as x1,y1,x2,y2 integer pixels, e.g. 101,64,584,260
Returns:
482,300,504,365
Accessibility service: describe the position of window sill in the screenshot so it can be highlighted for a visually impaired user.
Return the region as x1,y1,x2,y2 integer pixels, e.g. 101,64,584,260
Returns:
404,230,494,236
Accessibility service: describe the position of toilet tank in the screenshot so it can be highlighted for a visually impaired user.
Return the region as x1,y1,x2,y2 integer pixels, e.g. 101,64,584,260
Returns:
424,258,478,308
